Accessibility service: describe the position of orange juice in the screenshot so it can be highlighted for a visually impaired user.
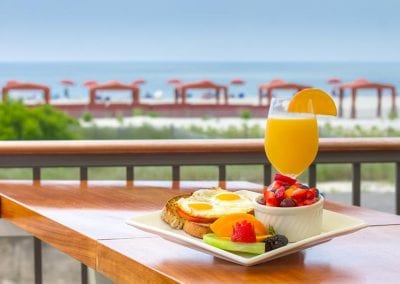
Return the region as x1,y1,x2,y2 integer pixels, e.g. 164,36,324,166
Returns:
265,115,318,176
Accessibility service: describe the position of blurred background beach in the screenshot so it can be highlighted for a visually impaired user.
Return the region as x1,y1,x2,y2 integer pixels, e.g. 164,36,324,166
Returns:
1,61,399,109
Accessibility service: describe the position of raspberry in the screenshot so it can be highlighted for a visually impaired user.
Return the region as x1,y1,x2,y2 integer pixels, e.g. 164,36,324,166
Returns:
231,220,257,243
274,174,296,186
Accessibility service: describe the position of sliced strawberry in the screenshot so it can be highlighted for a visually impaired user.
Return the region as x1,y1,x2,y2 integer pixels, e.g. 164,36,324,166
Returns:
291,188,307,203
231,220,257,243
265,191,279,207
309,188,319,198
274,186,286,204
306,190,315,200
274,174,296,186
303,197,319,206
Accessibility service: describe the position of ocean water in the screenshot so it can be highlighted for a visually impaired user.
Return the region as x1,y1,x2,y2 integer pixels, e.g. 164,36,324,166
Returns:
0,61,399,101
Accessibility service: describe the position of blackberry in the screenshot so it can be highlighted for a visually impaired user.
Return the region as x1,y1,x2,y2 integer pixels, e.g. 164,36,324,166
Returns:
264,234,289,251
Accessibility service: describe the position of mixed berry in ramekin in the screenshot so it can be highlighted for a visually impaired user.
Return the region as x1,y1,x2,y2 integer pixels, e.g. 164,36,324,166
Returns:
260,174,320,207
253,174,324,242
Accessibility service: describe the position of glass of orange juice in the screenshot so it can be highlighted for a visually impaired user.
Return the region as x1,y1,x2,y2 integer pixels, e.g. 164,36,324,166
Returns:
265,97,318,178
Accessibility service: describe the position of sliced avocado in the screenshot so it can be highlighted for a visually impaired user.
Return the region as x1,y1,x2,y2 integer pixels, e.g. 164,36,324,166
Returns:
203,233,265,255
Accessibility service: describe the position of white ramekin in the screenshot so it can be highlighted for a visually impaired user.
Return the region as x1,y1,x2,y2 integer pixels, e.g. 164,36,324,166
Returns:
253,195,324,242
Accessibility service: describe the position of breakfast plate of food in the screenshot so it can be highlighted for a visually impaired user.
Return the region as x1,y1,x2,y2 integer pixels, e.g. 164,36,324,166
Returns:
126,185,368,266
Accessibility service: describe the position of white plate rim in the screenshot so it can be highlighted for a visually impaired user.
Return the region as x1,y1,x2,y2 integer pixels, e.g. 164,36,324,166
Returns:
126,209,368,266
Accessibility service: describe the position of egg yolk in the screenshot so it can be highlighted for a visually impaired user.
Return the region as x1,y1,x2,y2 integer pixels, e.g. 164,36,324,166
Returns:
188,203,213,210
216,193,241,201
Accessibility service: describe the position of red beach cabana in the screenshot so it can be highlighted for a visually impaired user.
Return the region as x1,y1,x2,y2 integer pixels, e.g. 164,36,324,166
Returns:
337,79,397,118
2,81,51,104
258,79,311,106
88,81,140,106
174,80,229,105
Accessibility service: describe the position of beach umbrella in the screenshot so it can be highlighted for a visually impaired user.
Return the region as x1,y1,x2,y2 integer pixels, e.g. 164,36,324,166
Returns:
60,79,75,98
132,79,146,85
230,78,245,85
327,78,341,84
60,79,75,86
167,79,182,85
83,80,97,87
6,80,19,86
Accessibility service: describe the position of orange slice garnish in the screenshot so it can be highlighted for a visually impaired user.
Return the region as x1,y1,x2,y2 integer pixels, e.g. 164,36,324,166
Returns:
210,213,267,237
288,88,337,116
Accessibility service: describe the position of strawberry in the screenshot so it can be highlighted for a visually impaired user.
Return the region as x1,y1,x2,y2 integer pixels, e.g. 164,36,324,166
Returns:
265,191,280,207
231,220,257,243
291,188,307,203
306,190,315,200
274,174,296,186
274,186,286,204
303,197,319,206
309,188,319,198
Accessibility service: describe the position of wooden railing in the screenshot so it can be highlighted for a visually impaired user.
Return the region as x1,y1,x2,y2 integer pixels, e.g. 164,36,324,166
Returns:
0,138,399,211
1,137,400,284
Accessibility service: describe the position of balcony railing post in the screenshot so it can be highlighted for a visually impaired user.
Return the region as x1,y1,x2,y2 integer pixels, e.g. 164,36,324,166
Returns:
218,165,226,189
352,163,361,206
396,162,400,215
34,237,42,284
308,164,317,188
263,164,271,187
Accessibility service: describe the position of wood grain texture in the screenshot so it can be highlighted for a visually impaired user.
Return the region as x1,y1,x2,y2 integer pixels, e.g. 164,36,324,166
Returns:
1,181,400,282
98,225,400,284
0,138,399,155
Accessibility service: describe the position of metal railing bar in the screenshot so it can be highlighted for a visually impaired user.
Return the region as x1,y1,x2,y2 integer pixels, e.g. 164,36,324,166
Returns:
218,165,226,188
81,264,88,284
396,162,400,215
308,164,316,188
33,167,41,181
0,151,399,168
352,163,361,206
126,166,134,187
263,164,271,187
33,237,42,284
80,167,88,182
172,165,180,189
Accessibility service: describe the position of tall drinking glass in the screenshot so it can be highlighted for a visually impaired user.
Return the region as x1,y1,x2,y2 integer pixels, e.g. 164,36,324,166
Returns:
265,98,318,178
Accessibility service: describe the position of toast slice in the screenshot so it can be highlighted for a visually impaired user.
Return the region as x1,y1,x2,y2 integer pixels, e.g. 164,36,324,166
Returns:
161,194,191,229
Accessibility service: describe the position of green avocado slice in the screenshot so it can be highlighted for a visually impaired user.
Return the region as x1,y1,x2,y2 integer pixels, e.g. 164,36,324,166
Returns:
203,233,265,255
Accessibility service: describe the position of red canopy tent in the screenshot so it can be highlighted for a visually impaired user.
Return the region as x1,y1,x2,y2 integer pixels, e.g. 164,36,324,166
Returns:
258,79,311,106
2,81,51,104
174,80,229,105
88,81,140,106
337,79,397,118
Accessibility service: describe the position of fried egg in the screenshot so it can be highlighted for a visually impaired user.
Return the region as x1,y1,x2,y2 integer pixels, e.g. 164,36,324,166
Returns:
176,188,255,219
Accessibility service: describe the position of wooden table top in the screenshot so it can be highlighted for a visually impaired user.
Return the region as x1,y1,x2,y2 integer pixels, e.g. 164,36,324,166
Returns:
1,180,400,283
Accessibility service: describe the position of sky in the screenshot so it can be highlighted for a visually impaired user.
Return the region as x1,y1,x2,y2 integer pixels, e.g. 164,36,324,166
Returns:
0,0,400,62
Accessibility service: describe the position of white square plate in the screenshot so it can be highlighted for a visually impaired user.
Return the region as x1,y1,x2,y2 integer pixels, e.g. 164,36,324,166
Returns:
126,209,367,266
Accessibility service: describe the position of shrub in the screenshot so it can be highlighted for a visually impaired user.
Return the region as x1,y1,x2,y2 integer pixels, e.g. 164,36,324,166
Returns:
0,100,79,140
